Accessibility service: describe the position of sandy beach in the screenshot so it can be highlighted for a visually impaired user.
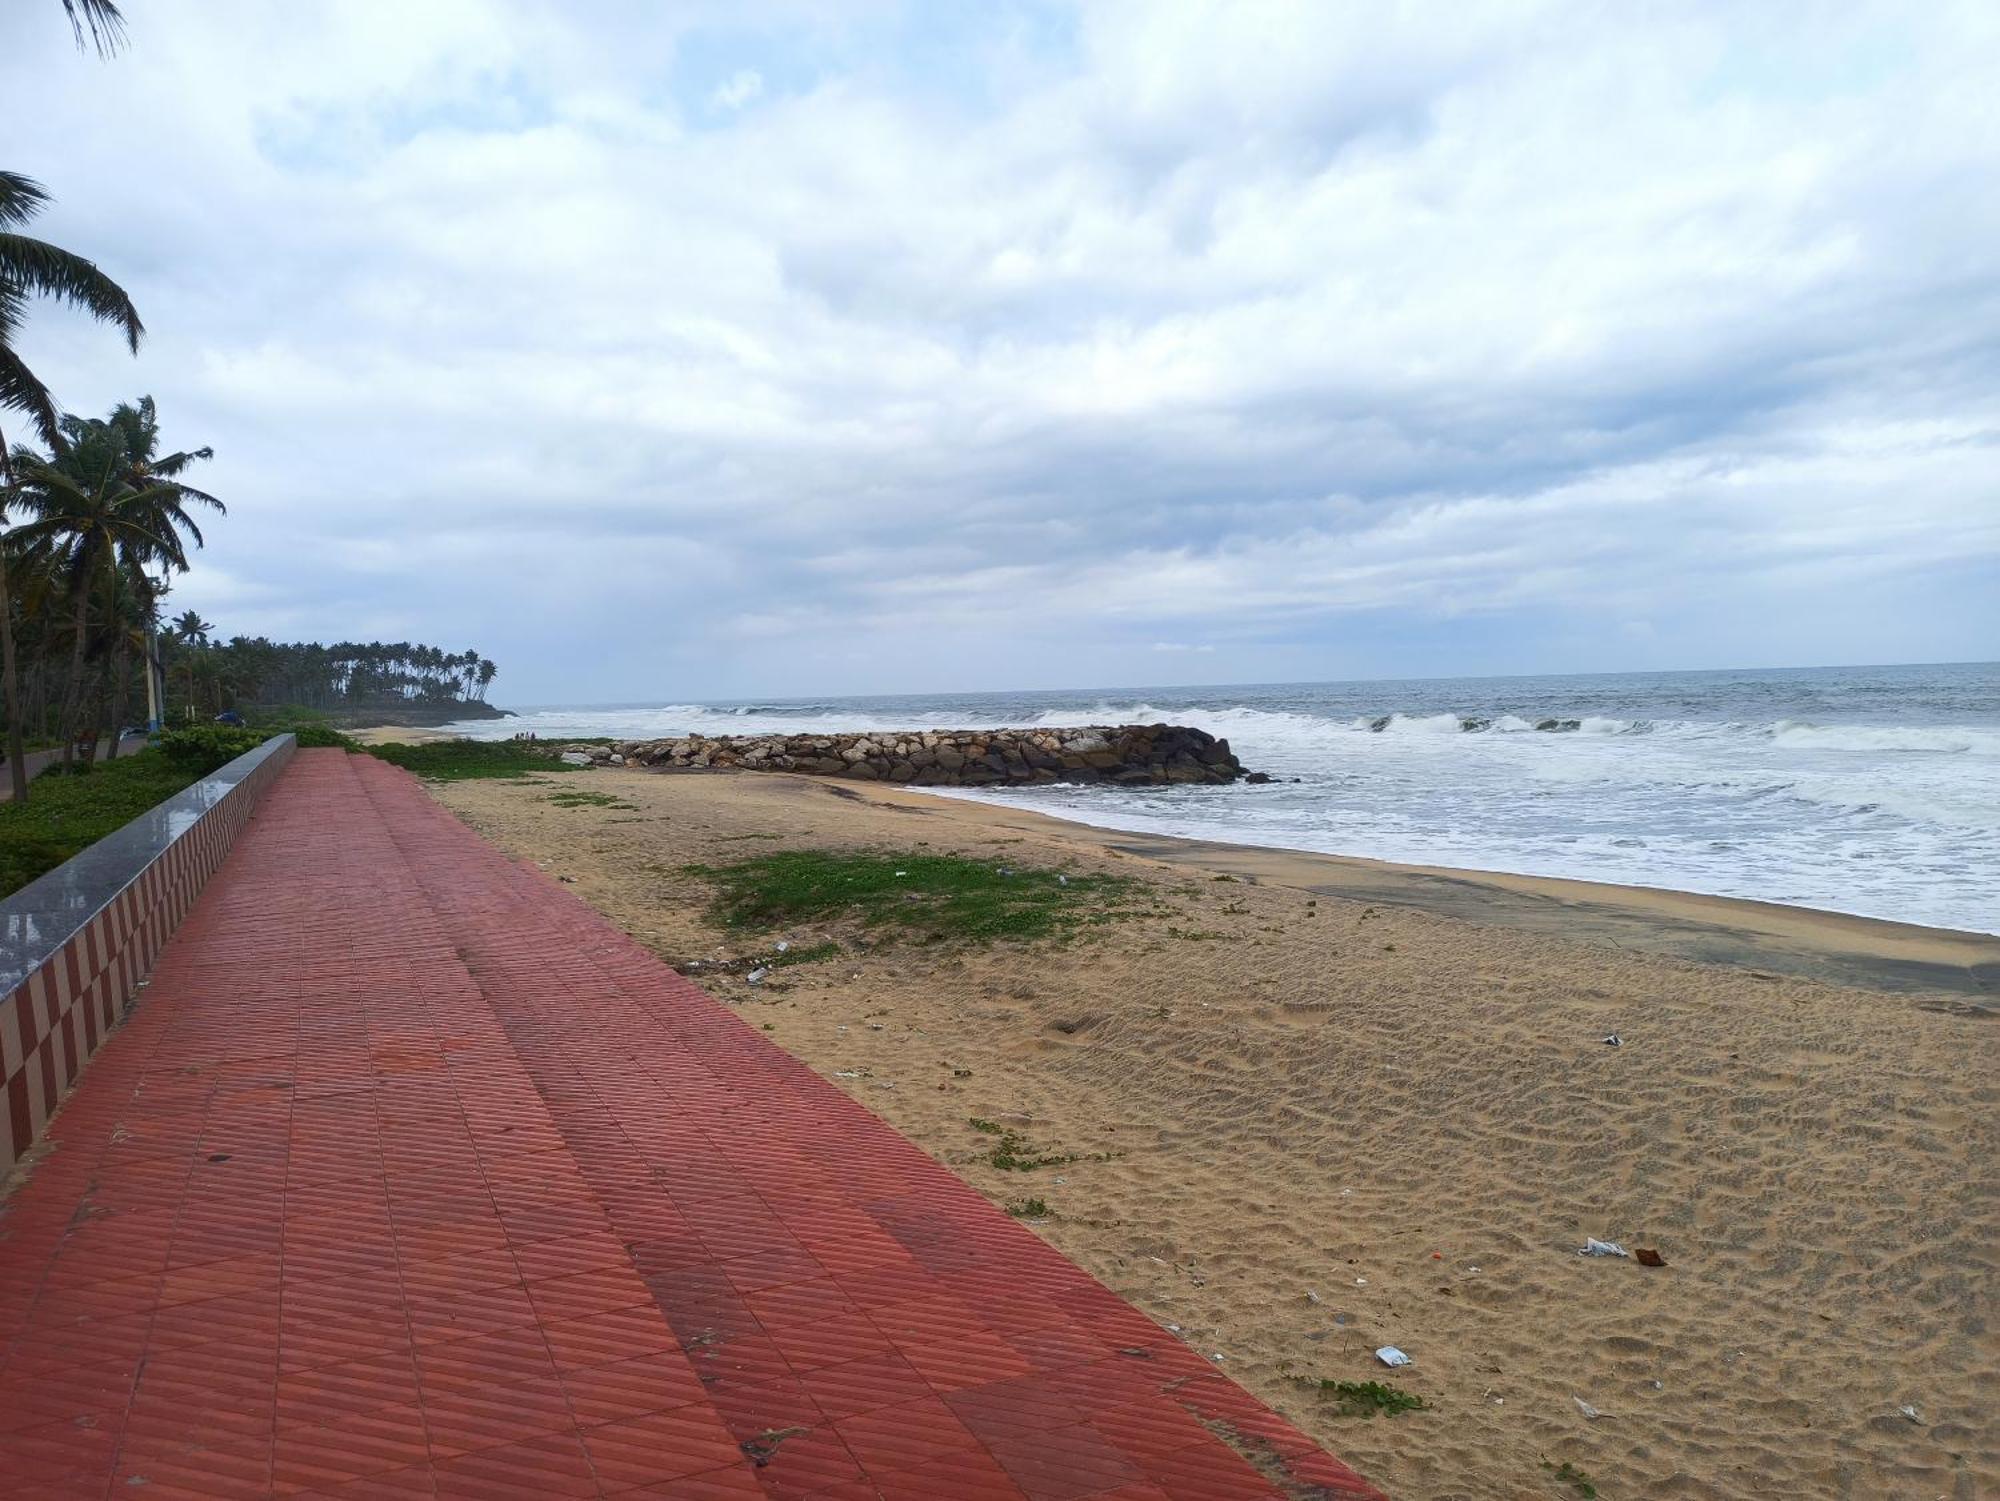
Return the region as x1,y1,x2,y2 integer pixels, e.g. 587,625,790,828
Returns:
343,724,466,746
423,762,1998,1500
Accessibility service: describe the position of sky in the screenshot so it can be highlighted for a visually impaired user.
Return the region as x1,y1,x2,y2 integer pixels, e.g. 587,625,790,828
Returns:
3,0,1996,705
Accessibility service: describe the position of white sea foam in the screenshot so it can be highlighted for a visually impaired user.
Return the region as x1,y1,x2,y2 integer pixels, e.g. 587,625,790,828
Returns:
1768,720,2000,754
443,684,2000,933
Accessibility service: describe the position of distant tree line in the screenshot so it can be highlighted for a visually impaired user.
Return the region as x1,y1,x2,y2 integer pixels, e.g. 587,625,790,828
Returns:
163,625,498,718
0,384,499,753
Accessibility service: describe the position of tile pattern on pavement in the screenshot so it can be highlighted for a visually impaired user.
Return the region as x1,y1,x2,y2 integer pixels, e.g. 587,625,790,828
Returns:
2,734,294,1171
0,749,1384,1500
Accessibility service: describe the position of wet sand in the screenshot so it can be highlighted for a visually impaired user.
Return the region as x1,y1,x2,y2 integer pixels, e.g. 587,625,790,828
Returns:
853,783,1999,1002
346,724,464,746
428,763,1999,1500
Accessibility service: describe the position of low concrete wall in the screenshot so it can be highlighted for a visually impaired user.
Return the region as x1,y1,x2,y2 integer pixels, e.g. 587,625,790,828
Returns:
563,723,1265,787
0,734,295,1175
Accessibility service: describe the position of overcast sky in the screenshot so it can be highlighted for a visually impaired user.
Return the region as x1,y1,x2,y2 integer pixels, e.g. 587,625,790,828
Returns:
4,1,1996,705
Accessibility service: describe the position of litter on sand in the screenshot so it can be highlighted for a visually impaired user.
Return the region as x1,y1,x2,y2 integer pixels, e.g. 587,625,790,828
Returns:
1375,1346,1412,1368
1898,1403,1923,1424
1634,1247,1667,1267
746,967,770,985
1574,1396,1604,1420
1602,1034,1623,1047
1579,1238,1630,1257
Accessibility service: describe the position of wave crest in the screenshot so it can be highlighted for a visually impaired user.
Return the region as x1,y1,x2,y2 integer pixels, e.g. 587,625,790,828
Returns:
1768,721,2000,754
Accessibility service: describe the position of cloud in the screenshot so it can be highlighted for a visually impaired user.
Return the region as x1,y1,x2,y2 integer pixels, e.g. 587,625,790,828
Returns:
710,68,764,111
2,0,1994,701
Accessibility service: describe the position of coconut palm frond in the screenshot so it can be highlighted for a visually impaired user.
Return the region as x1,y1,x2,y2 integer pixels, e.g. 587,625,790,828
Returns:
0,173,54,231
0,233,144,353
0,342,62,451
61,0,128,58
147,446,219,483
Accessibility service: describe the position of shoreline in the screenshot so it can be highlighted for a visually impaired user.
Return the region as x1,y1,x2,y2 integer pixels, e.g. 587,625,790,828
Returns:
347,723,468,746
349,723,1995,979
880,782,2000,1000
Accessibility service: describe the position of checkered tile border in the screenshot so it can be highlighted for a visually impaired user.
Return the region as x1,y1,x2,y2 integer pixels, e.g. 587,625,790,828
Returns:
0,736,296,1172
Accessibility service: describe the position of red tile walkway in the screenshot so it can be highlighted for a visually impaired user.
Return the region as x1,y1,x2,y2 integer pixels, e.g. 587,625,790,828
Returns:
0,750,1384,1500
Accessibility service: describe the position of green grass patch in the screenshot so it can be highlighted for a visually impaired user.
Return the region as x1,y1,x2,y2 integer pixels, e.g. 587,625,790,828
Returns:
987,1131,1083,1172
1294,1378,1428,1419
365,739,574,780
0,749,204,897
771,940,842,967
1542,1460,1597,1498
1006,1198,1052,1218
964,1117,1103,1172
547,790,637,810
684,849,1136,945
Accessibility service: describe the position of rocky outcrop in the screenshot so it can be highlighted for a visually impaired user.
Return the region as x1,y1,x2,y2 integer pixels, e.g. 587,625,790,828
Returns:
554,724,1257,787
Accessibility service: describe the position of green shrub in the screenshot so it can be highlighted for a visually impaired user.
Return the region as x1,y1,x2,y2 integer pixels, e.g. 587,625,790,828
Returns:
158,724,265,775
241,709,357,750
0,749,203,895
289,724,357,749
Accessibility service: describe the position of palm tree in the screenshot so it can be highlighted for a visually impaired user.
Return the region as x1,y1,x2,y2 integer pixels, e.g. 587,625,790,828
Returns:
23,399,218,756
86,399,214,492
0,171,143,798
60,0,127,57
9,446,215,765
171,609,212,647
171,608,212,720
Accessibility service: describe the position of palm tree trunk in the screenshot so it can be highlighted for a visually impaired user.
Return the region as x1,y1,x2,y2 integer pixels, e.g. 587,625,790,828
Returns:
0,426,29,802
79,675,102,769
106,639,129,760
27,659,47,742
57,562,91,770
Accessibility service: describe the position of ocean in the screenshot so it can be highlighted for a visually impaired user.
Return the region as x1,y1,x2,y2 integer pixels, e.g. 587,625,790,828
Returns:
445,662,2000,935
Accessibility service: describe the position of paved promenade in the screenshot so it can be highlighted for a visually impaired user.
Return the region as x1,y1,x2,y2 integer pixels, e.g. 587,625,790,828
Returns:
0,750,1382,1499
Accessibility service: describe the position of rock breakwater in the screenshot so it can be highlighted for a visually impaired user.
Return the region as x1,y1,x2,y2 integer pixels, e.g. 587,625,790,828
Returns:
554,724,1263,787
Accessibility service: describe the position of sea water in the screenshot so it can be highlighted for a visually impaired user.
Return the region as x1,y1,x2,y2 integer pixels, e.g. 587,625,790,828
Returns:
448,662,2000,934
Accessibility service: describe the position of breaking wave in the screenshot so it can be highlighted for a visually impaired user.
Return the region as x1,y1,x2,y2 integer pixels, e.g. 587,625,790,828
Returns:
445,668,1999,932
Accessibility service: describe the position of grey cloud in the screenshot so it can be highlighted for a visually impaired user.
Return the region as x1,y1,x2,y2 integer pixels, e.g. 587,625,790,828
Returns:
1,0,1995,701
